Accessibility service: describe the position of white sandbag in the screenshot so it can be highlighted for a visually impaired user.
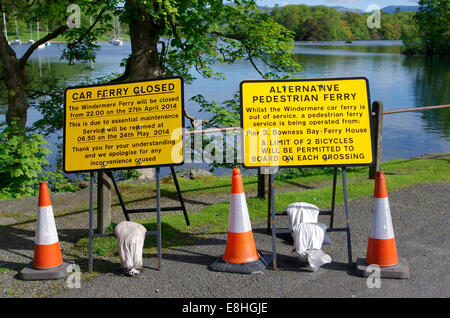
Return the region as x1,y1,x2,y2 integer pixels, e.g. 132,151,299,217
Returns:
114,221,147,276
292,222,332,270
307,249,332,271
292,223,325,255
284,202,319,231
315,223,333,246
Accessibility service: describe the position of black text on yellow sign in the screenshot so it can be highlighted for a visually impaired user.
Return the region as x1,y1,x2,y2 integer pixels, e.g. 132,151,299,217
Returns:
240,77,373,168
63,77,184,173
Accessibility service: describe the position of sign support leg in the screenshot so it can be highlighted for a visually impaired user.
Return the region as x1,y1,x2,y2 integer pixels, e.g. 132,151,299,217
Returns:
156,167,162,270
170,167,190,226
88,172,95,273
270,173,277,270
342,167,353,266
330,167,338,229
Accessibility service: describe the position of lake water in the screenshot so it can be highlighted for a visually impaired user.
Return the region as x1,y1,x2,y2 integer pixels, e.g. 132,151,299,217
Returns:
1,40,449,174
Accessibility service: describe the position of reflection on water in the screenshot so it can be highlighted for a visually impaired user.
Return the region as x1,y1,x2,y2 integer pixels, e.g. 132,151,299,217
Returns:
0,41,449,169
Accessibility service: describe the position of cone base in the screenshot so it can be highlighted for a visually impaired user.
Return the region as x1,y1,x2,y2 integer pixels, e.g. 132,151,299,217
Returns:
19,262,70,281
355,257,410,279
208,254,271,274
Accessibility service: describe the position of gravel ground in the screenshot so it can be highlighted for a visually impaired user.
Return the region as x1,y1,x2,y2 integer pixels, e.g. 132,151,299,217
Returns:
0,173,327,298
0,179,448,299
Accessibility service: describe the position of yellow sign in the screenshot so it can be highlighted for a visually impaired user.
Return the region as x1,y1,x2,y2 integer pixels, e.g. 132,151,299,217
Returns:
241,77,373,168
63,77,184,173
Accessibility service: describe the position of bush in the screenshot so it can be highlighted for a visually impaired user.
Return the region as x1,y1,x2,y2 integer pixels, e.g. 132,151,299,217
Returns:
0,123,51,198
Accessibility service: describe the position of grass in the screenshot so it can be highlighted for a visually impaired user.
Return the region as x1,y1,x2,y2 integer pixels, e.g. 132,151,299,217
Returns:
75,157,450,260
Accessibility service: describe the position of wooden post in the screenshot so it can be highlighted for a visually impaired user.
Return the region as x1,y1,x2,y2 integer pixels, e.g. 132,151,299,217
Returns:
97,172,112,234
369,101,384,179
257,168,266,199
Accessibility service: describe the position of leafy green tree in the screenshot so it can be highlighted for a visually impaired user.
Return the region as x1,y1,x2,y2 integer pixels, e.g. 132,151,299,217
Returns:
0,0,114,128
414,0,450,54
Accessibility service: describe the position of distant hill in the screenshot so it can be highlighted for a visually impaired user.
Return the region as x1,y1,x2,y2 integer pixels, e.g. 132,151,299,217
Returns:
264,4,418,15
382,5,419,13
330,6,364,14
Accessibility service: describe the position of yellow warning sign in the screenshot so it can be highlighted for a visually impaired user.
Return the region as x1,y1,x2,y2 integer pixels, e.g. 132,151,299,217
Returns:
241,77,373,168
63,77,184,173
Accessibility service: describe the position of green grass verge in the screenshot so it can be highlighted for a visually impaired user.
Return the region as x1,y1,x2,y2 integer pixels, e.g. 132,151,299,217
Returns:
75,157,449,259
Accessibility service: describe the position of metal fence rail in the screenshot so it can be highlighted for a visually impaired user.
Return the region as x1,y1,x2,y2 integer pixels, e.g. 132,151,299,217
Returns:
184,102,449,190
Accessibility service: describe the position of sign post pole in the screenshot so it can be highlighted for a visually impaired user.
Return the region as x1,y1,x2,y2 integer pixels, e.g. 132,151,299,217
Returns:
88,172,94,273
156,167,162,270
342,167,352,265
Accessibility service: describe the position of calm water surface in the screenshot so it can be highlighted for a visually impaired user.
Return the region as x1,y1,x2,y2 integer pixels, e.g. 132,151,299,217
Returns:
1,41,449,173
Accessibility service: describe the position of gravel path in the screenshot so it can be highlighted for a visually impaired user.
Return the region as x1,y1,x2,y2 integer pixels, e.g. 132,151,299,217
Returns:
0,180,448,298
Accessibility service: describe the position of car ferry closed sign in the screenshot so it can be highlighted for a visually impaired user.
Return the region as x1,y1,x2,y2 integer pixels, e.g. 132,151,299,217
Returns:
63,77,184,173
240,77,373,168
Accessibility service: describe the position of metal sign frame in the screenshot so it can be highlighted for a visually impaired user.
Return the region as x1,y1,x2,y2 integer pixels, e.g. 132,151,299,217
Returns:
240,77,374,270
65,77,187,273
63,76,185,174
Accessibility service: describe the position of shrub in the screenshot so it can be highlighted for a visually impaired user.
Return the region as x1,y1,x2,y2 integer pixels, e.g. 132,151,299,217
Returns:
0,123,51,198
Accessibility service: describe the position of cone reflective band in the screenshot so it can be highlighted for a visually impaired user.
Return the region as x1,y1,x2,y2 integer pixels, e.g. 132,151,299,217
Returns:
33,182,64,269
223,169,259,264
366,172,398,267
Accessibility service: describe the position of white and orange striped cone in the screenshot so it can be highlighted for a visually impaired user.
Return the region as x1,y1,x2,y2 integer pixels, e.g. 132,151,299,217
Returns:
208,168,269,274
19,182,70,280
356,172,409,279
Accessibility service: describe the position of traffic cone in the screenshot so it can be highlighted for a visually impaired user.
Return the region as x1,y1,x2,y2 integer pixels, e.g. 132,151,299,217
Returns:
208,168,269,274
356,172,409,279
19,182,69,280
366,171,398,266
223,168,260,264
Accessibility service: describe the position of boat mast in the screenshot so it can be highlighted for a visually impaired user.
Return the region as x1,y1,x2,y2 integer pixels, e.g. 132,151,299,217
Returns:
2,12,7,41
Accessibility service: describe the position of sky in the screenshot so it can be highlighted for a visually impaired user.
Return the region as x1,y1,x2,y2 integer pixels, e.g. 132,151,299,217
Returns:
255,0,419,10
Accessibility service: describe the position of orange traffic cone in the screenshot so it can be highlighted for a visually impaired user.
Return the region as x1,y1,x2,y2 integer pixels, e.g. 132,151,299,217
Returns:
209,168,268,274
19,182,69,280
366,171,398,266
356,172,409,279
223,168,260,264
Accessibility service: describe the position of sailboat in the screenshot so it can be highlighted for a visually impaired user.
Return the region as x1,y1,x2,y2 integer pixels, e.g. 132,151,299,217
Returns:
28,23,35,44
111,16,123,46
2,12,8,42
10,16,21,45
37,21,50,48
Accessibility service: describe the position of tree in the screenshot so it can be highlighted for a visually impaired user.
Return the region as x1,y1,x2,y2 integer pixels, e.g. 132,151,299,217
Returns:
1,1,301,131
0,0,114,129
414,0,450,54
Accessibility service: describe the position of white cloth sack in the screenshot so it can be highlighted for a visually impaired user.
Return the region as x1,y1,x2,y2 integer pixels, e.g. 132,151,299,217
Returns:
284,202,319,234
292,223,332,271
114,221,147,276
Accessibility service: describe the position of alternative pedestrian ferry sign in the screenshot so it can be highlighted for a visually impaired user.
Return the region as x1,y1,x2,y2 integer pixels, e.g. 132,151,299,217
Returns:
240,77,373,168
63,77,184,173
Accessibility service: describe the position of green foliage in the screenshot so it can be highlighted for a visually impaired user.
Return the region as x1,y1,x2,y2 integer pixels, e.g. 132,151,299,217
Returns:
275,167,335,180
40,169,80,193
151,0,302,82
114,169,143,181
0,122,51,197
414,0,450,54
271,4,416,41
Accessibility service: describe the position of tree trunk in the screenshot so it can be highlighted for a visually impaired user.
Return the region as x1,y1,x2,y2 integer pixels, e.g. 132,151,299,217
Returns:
126,0,165,80
125,0,166,180
0,26,29,128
